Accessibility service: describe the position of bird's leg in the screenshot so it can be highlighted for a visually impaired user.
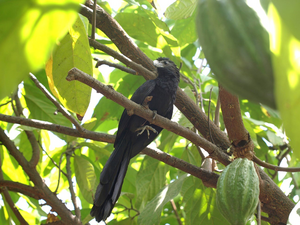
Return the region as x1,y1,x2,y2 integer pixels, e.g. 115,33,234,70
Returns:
135,125,158,138
142,96,153,109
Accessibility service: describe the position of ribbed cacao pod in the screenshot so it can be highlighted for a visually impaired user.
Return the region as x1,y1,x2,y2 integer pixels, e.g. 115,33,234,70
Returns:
216,158,259,225
196,0,276,109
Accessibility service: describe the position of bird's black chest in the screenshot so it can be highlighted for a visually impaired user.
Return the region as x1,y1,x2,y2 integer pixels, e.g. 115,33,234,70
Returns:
147,85,173,115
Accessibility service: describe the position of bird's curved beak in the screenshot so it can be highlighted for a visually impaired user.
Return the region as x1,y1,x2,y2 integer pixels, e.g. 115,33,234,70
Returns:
153,60,163,68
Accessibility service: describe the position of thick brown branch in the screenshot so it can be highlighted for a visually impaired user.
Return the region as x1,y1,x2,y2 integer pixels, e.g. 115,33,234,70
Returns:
0,181,43,200
219,85,248,146
142,148,219,188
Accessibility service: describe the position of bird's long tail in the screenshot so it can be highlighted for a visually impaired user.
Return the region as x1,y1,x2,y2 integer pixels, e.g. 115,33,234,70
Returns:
91,137,131,222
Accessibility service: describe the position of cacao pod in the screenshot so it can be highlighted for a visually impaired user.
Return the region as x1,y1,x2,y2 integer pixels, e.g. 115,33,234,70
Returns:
216,158,259,225
196,0,276,109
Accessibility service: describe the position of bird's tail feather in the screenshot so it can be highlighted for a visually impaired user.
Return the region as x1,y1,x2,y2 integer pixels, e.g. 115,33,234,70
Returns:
91,136,131,222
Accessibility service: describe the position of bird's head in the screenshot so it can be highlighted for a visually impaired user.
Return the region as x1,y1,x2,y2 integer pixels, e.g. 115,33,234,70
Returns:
153,57,180,82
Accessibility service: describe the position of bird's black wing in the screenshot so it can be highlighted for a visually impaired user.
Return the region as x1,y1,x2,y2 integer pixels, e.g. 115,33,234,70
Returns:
115,79,156,145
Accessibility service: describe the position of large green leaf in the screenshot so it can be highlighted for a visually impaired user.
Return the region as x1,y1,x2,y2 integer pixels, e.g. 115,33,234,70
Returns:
181,176,230,225
0,0,83,99
74,154,97,204
138,174,187,225
171,12,197,46
135,156,169,209
268,3,300,158
115,12,158,47
46,16,92,116
165,0,197,20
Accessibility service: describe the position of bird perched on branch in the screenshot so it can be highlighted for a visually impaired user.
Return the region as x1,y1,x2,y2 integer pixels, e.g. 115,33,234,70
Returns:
90,57,180,222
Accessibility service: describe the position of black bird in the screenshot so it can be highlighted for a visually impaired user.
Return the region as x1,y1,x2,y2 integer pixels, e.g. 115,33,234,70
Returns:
90,57,180,222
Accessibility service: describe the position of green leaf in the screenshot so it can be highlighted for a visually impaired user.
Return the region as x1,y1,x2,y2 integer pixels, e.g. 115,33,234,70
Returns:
46,15,92,116
0,0,83,99
138,174,187,225
74,155,97,204
165,0,197,20
181,176,230,225
171,12,197,46
135,156,169,209
268,3,300,158
23,78,72,127
271,0,300,41
115,12,158,47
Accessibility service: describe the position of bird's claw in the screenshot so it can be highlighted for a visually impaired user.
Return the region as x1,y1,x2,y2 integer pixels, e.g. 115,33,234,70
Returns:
136,125,157,138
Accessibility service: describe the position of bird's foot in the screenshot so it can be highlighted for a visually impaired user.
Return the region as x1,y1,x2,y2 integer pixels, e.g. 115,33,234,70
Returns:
136,125,157,138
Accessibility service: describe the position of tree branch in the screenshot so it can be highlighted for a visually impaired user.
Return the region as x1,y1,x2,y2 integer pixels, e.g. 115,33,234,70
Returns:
94,58,137,75
89,38,155,79
66,149,81,219
0,113,115,144
0,181,43,200
12,91,40,167
141,147,218,188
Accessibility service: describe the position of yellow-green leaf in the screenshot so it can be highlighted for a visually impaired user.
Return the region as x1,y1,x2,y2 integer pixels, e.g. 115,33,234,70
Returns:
46,16,92,116
269,3,300,158
74,155,97,204
0,0,83,99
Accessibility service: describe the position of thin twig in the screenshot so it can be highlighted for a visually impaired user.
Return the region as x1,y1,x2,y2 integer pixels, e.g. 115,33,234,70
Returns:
39,142,68,177
94,58,137,75
12,90,40,167
54,152,65,194
89,38,156,80
66,149,81,219
170,199,182,225
0,100,11,108
253,156,300,172
29,73,83,131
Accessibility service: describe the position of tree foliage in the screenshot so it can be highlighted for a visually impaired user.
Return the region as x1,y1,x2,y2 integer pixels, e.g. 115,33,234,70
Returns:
0,0,299,224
